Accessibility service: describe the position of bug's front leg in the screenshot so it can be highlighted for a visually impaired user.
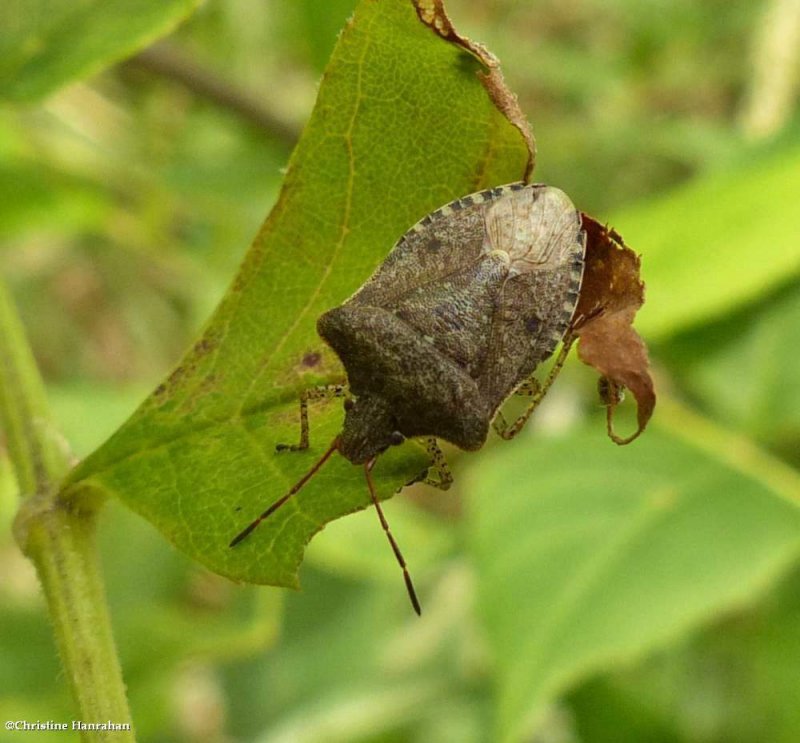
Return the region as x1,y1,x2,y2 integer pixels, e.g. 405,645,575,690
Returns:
405,437,453,490
492,334,576,440
276,383,349,452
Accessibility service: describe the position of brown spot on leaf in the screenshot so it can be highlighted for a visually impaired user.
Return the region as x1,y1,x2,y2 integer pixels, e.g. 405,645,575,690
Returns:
193,336,218,357
571,215,655,444
301,351,322,368
412,0,535,180
150,331,221,405
163,364,189,394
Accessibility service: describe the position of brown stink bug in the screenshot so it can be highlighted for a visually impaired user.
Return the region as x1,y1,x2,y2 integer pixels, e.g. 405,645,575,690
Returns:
231,182,586,614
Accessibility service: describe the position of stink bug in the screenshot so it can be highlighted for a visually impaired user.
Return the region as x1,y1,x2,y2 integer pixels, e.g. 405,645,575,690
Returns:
231,182,586,614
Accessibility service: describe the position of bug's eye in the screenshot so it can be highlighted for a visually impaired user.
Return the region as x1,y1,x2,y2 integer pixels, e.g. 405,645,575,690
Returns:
343,398,355,412
389,431,405,446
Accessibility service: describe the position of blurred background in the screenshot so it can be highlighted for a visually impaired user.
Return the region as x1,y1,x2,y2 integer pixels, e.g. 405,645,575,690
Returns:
2,0,800,741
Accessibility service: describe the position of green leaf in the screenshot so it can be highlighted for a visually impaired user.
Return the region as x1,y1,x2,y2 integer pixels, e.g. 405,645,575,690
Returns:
0,0,201,102
613,143,800,340
567,569,800,743
467,400,800,743
568,676,685,743
663,281,800,449
65,0,529,588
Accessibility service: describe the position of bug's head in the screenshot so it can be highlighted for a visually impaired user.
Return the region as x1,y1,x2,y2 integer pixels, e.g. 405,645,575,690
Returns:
338,394,405,464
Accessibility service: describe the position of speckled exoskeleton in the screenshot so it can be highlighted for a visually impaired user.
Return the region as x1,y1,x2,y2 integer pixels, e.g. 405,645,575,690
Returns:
231,182,586,614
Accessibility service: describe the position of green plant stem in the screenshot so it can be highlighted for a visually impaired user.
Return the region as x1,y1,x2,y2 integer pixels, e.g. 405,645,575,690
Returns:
22,501,135,739
0,279,134,740
0,281,69,497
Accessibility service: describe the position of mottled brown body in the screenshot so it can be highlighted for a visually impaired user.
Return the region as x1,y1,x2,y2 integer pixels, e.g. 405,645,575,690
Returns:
318,182,586,463
232,182,589,614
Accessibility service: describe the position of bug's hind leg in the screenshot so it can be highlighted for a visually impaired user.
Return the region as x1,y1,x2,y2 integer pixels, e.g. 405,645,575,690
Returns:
276,383,348,452
405,437,453,490
492,378,541,438
492,335,576,441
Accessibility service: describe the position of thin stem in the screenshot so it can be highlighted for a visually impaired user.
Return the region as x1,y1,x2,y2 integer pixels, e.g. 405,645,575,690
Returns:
126,43,300,147
0,278,134,740
23,500,135,739
0,279,70,497
739,0,800,140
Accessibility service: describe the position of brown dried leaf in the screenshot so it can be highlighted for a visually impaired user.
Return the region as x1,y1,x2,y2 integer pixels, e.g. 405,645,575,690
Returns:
412,0,535,181
571,215,655,444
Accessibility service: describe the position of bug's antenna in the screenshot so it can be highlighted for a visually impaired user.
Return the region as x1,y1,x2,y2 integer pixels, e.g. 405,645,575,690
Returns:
229,437,340,548
364,458,421,616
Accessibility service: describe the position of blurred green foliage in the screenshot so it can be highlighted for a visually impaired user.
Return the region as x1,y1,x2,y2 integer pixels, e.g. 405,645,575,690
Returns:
1,1,799,742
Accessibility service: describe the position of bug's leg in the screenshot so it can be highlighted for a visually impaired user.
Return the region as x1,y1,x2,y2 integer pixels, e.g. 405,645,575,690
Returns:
416,437,453,490
492,378,541,436
276,383,348,452
515,378,542,396
492,334,576,440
